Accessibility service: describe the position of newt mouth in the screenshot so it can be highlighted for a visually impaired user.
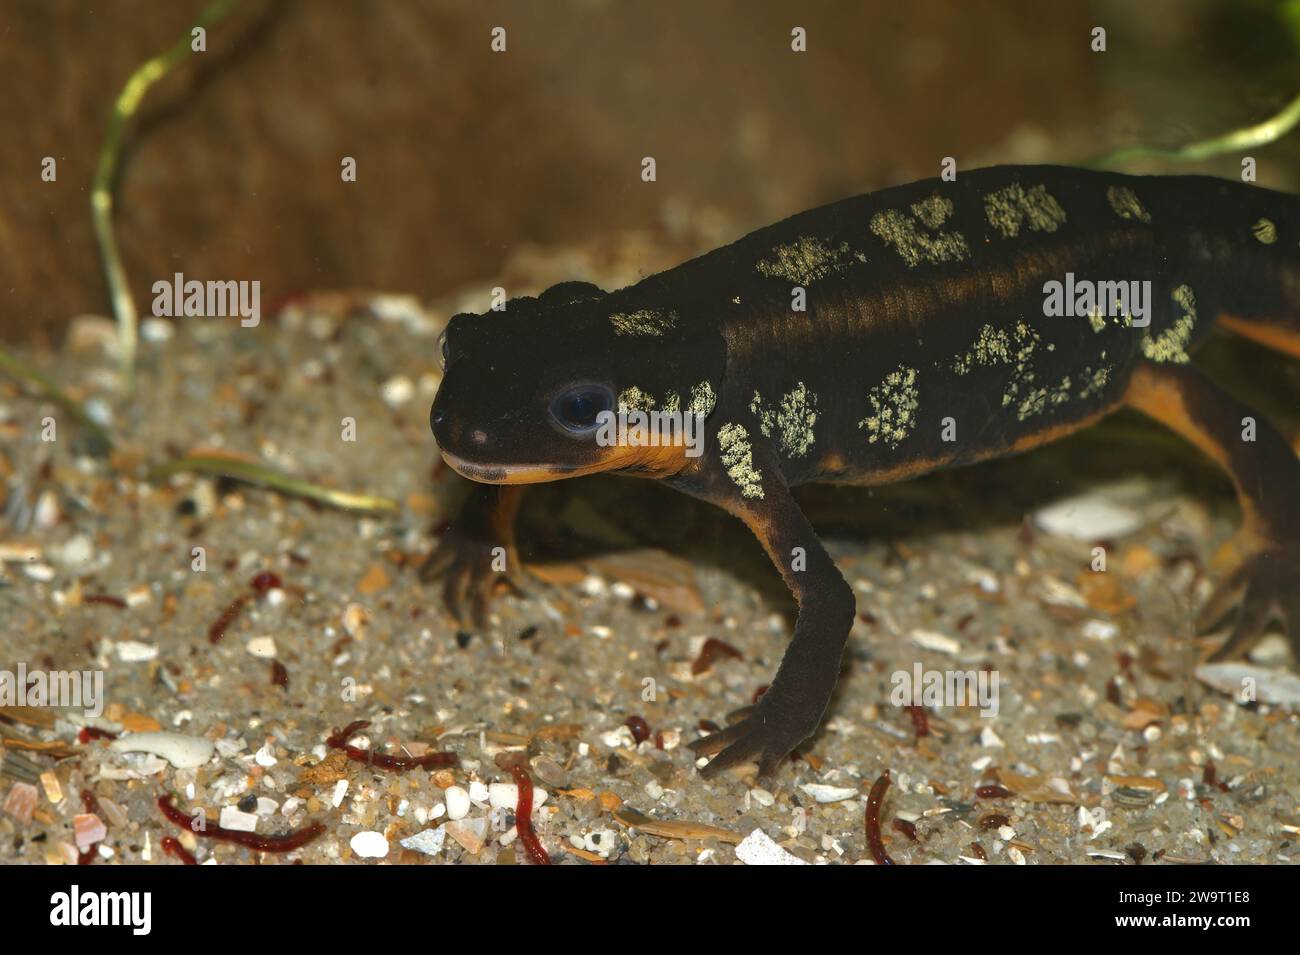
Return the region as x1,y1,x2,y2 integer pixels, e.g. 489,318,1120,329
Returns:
439,441,690,485
438,449,585,485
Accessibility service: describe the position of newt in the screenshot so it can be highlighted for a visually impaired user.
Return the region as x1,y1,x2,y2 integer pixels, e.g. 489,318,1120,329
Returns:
425,164,1300,777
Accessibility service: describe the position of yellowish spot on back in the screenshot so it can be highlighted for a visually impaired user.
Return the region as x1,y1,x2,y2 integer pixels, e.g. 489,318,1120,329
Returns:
1106,185,1151,224
1141,285,1197,363
870,193,968,268
859,365,919,447
1252,218,1278,244
610,309,678,337
984,182,1066,238
718,423,764,499
755,237,859,285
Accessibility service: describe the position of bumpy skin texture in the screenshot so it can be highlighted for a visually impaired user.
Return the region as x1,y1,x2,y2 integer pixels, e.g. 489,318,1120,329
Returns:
428,165,1300,778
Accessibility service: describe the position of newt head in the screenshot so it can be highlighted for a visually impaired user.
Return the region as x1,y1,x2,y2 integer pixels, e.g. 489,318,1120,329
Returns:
430,281,725,485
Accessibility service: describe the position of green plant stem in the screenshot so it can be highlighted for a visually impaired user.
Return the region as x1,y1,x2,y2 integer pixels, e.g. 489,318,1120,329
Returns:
1088,91,1300,168
147,455,398,513
92,0,240,394
0,347,113,455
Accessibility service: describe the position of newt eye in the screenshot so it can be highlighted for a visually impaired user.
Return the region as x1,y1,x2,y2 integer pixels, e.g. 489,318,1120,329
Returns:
549,383,615,436
437,330,450,370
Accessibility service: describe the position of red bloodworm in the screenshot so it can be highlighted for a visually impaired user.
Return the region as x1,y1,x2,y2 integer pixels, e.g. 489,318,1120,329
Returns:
161,836,198,865
85,594,127,608
904,705,929,739
1202,761,1230,793
78,726,118,743
691,637,743,676
892,818,919,842
623,715,651,745
1105,677,1123,706
326,720,456,770
77,790,104,864
157,795,325,852
508,762,551,866
974,784,1013,799
208,574,283,645
865,770,896,866
208,595,249,644
250,571,282,593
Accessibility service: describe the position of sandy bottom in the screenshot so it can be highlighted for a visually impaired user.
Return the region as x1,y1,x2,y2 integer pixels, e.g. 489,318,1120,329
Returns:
2,255,1298,865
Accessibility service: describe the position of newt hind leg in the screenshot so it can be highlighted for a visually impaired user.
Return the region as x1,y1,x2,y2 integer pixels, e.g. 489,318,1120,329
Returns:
1124,363,1300,660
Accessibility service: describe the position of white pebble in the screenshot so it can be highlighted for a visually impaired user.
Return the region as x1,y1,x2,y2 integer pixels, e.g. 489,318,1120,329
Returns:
110,732,213,769
909,629,961,655
140,318,174,342
380,375,414,408
115,641,158,662
350,830,389,859
582,829,619,856
735,829,807,865
488,783,518,810
218,807,259,832
400,827,446,856
1081,619,1118,641
445,786,471,820
245,637,277,659
57,535,95,567
331,779,349,808
800,783,857,804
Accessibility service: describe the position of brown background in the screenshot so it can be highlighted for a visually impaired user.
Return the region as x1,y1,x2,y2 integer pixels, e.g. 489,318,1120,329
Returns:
3,0,1298,344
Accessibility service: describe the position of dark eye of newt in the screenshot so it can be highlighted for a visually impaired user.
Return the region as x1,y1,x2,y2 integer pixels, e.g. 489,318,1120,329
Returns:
549,383,615,436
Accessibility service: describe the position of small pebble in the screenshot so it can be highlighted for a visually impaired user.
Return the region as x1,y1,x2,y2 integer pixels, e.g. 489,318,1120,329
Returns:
445,817,487,854
735,829,807,866
445,786,471,820
3,782,39,825
400,827,447,856
350,830,389,859
110,731,213,769
380,375,414,407
800,783,857,804
218,806,259,833
245,637,277,659
115,641,158,662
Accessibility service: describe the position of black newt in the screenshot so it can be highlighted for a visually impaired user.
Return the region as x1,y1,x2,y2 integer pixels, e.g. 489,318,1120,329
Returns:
426,164,1300,777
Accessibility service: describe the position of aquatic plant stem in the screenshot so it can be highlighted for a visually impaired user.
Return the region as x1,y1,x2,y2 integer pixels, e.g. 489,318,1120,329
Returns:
1089,91,1300,169
92,0,240,394
147,455,398,513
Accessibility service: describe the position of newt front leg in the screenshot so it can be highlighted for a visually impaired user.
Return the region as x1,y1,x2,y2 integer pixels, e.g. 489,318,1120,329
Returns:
671,432,857,777
420,483,528,629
